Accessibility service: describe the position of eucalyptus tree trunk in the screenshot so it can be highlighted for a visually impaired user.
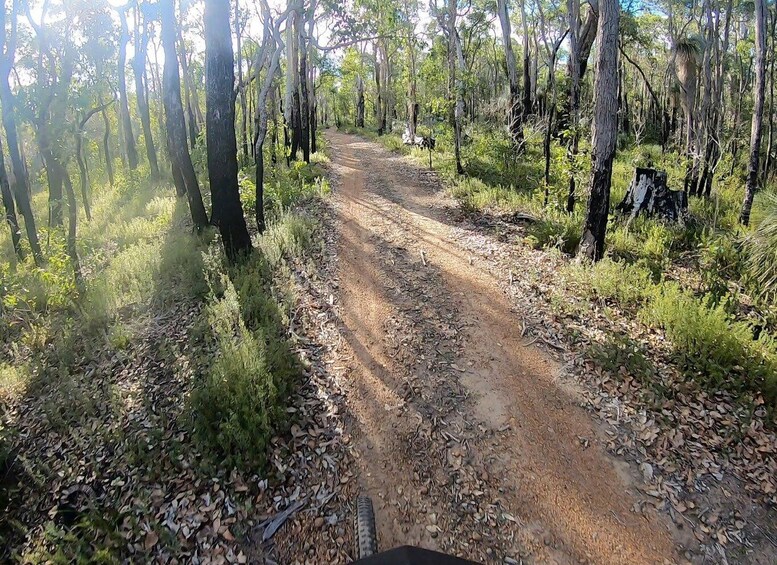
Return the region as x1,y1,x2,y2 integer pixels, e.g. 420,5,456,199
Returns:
118,10,139,170
566,0,581,212
254,0,290,233
75,130,91,221
577,1,599,78
434,0,465,174
101,108,115,186
0,38,43,266
356,74,365,127
205,0,253,260
496,0,524,149
235,0,250,162
160,0,208,230
763,6,776,179
285,6,302,160
177,30,204,149
740,0,766,226
0,138,22,260
579,0,619,262
405,24,418,138
519,0,532,117
452,23,465,175
132,8,160,179
62,164,83,291
298,10,310,162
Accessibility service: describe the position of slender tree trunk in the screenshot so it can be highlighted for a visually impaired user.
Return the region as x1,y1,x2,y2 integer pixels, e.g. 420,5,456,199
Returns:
132,14,160,179
577,1,599,79
101,108,115,186
520,0,532,117
579,0,618,262
740,0,766,225
567,0,581,212
75,131,91,221
356,74,365,127
497,0,524,150
0,137,22,260
764,7,776,179
118,10,139,170
160,0,208,229
205,0,252,260
62,164,83,291
298,14,310,162
235,0,250,162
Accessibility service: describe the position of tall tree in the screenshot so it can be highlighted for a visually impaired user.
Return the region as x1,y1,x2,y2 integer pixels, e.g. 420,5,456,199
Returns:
205,0,252,260
132,4,160,178
740,0,767,226
117,9,139,170
566,0,581,212
160,0,208,229
496,0,524,149
578,0,619,261
0,137,22,259
0,0,41,264
254,0,291,233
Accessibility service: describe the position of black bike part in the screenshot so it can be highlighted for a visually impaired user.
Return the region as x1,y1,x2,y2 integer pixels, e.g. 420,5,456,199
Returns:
354,496,378,559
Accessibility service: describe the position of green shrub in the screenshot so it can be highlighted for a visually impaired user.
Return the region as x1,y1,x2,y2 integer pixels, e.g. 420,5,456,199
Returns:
526,211,582,254
191,262,296,470
744,192,777,300
640,283,777,404
573,258,655,306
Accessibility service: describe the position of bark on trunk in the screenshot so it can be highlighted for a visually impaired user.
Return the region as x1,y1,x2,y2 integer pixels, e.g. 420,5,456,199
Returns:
356,74,365,127
62,164,83,291
0,18,42,265
118,10,139,170
75,131,91,221
101,108,115,186
579,0,618,262
616,167,688,222
298,14,310,162
740,0,766,226
160,0,208,229
132,11,160,179
0,138,22,259
566,0,580,212
235,0,250,162
205,0,252,260
520,0,532,117
497,0,524,150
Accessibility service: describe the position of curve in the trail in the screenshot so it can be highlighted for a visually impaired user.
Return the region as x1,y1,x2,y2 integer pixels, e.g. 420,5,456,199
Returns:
326,130,680,565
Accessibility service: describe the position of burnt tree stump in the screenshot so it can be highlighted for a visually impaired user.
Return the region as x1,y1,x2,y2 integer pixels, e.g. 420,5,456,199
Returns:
616,167,688,223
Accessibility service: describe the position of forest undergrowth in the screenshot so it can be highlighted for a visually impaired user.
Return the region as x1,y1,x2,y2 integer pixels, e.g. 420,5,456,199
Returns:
0,148,330,561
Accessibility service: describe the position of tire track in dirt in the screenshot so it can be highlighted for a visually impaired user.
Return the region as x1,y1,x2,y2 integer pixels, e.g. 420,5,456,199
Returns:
326,131,681,564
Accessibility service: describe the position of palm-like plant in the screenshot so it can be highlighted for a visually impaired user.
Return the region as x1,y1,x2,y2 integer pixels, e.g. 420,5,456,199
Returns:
744,192,777,299
674,35,703,150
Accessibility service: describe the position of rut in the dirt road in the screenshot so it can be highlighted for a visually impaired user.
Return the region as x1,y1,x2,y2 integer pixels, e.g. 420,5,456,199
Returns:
325,131,682,565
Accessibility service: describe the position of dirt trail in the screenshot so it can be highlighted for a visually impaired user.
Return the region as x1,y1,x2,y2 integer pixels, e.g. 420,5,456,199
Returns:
326,131,681,564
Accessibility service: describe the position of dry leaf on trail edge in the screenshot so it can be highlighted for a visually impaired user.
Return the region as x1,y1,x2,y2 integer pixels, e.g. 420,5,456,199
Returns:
144,530,159,550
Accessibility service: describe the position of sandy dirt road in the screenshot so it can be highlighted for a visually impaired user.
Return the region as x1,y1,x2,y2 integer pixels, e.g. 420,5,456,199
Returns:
325,130,681,564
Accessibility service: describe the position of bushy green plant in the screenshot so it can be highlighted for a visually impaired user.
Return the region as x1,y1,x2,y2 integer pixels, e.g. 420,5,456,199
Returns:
191,260,297,470
575,258,655,306
640,283,777,404
744,192,777,300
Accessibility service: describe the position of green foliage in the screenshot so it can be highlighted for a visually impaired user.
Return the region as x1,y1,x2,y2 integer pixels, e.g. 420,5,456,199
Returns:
572,258,655,306
588,333,658,387
191,269,294,470
191,210,315,471
744,193,777,300
640,283,777,405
